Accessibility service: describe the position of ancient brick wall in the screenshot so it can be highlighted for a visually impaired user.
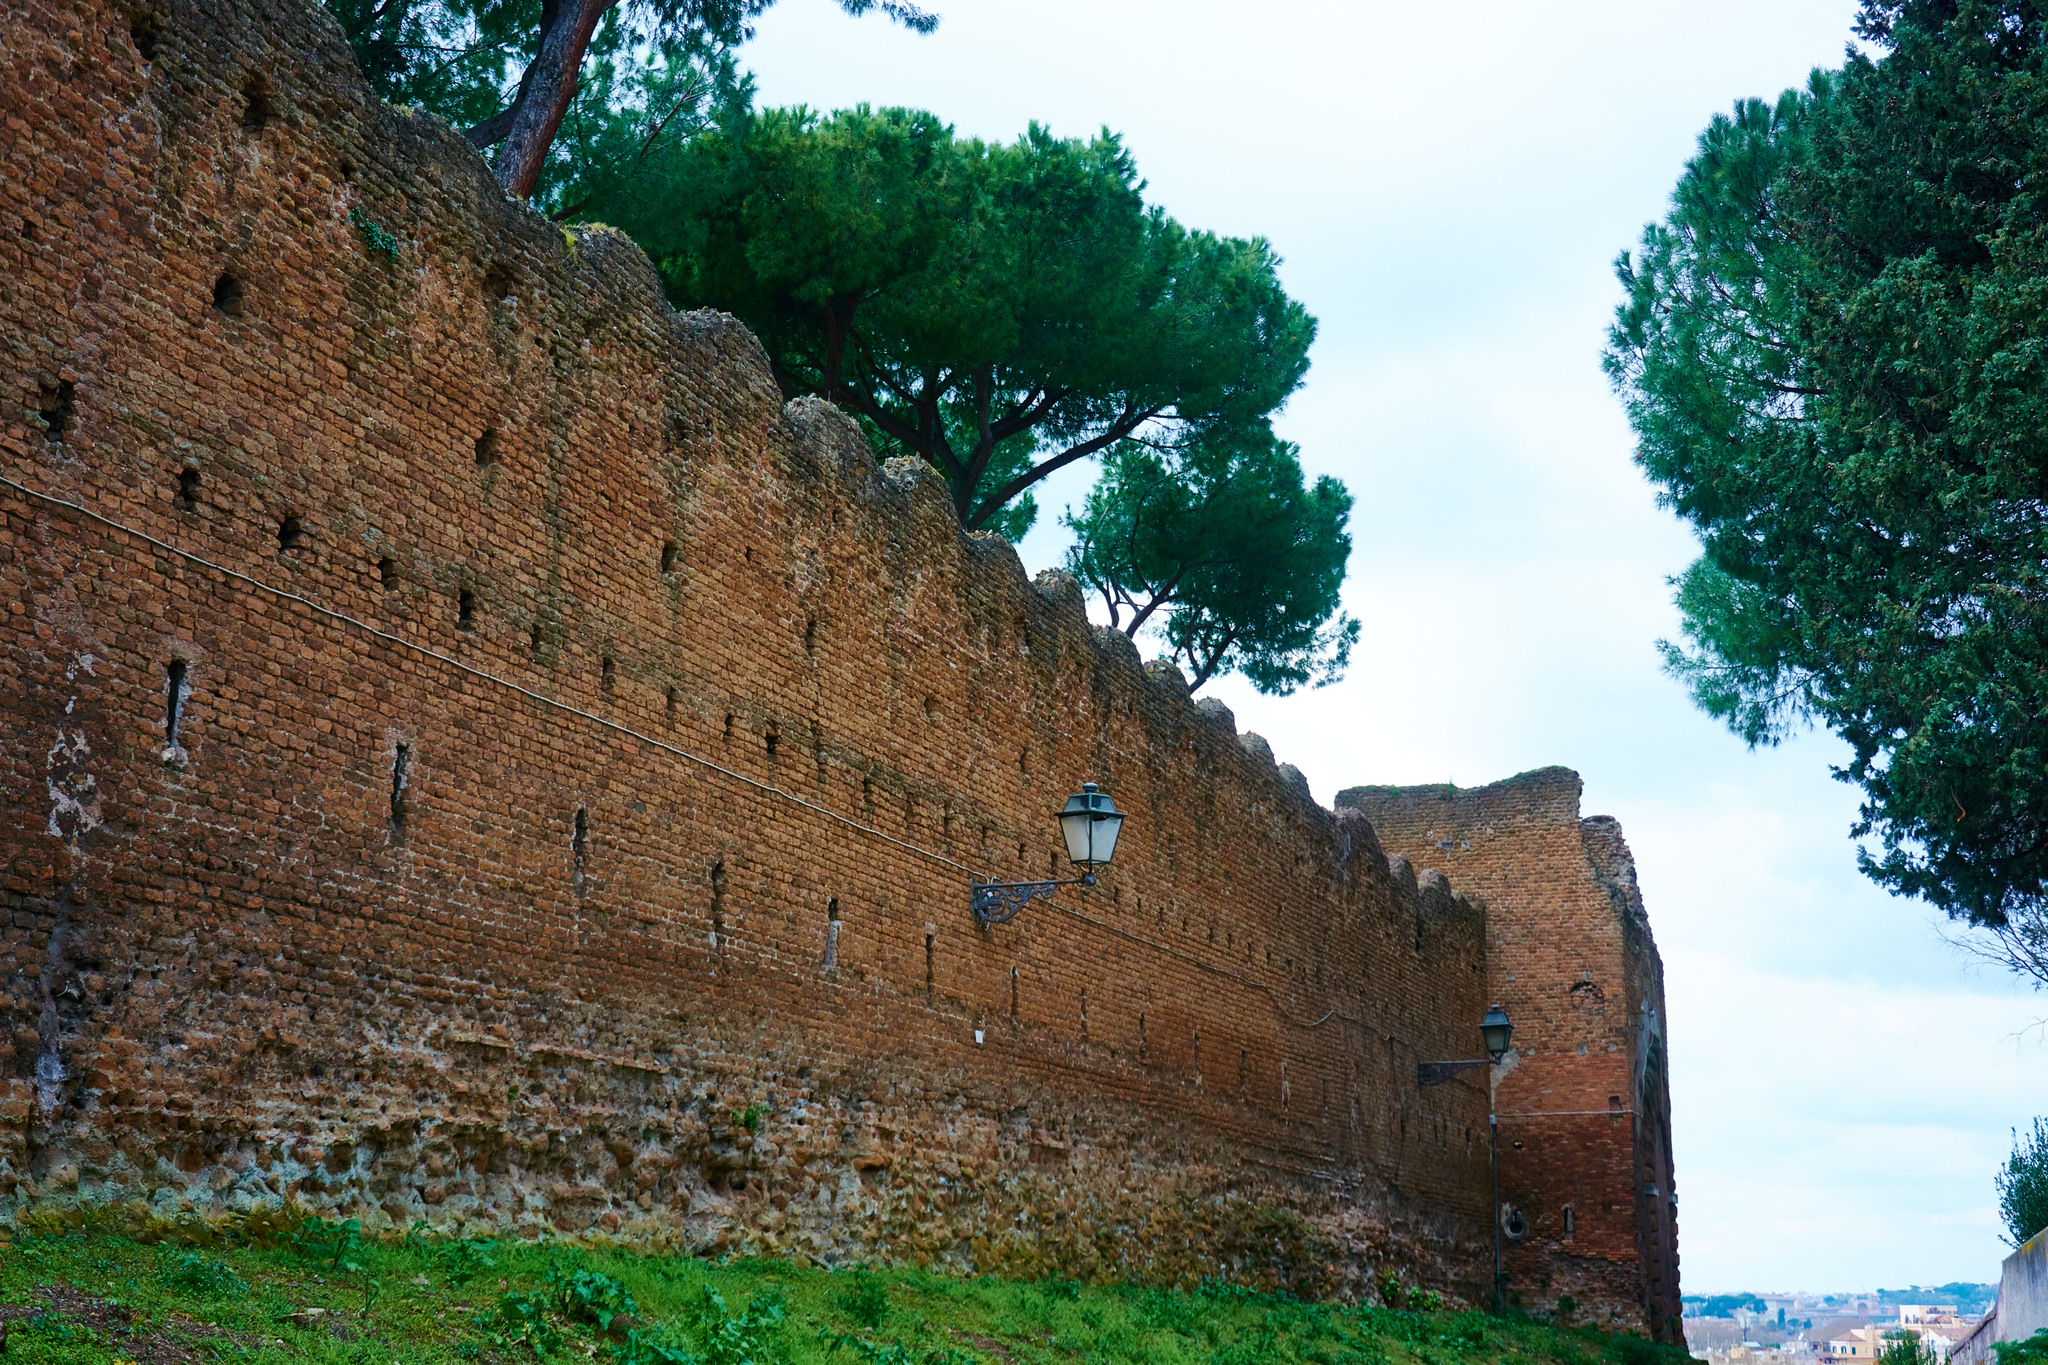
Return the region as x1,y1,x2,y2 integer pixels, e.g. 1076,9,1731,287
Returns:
1338,770,1681,1338
0,0,1506,1297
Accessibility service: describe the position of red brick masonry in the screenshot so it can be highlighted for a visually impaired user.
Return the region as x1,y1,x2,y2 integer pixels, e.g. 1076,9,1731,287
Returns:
0,0,1673,1328
1342,773,1681,1339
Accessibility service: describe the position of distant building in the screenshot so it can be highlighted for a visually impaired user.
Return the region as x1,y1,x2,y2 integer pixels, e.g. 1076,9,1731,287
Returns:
1809,1318,1874,1347
1693,1348,1815,1365
1686,1294,1991,1365
1915,1325,1981,1360
1687,1318,1746,1352
1893,1304,1982,1359
1822,1327,1889,1359
1820,1305,1985,1362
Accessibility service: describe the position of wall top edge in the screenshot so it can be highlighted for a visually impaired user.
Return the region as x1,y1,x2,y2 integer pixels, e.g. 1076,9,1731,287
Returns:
25,0,1436,907
1332,765,1585,821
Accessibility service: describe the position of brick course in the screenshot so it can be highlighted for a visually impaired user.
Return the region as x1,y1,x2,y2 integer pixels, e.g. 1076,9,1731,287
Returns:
0,0,1673,1316
1339,771,1681,1338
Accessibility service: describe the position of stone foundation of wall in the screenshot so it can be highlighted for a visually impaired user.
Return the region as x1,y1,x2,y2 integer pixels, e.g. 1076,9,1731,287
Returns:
0,0,1526,1301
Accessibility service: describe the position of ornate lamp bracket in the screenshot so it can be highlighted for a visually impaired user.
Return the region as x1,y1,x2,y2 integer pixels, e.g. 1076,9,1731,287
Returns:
970,873,1095,926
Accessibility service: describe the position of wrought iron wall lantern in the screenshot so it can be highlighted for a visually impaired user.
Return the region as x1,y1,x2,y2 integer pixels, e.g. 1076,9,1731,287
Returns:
1415,1004,1513,1086
971,783,1124,926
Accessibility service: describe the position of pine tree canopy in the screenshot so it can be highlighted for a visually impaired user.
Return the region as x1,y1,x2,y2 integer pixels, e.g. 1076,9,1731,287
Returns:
314,0,1348,698
322,0,931,205
1608,0,2048,969
1063,429,1359,695
586,105,1318,537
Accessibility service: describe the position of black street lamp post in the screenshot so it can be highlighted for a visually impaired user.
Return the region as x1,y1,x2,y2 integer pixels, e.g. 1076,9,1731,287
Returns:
1419,1005,1515,1311
970,783,1125,925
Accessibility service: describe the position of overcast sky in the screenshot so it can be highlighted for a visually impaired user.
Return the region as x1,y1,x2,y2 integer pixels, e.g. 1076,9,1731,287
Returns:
737,0,2045,1294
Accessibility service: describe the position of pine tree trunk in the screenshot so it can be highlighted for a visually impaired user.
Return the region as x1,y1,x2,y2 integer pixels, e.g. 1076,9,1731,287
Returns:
492,0,614,198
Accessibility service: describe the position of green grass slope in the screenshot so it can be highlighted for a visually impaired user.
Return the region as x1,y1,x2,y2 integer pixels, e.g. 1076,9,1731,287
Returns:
0,1218,1692,1365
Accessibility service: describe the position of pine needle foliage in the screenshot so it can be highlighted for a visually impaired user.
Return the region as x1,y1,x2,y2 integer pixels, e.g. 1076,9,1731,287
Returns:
2000,1117,2048,1247
322,0,757,213
1064,428,1359,694
1607,1,2048,975
1879,1332,1941,1365
587,105,1317,538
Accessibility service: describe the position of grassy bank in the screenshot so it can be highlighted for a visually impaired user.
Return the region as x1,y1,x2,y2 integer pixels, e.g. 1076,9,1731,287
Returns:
0,1219,1691,1365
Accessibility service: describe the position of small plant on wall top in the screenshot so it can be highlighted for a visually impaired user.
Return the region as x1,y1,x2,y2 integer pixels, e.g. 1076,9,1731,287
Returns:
2000,1117,2048,1246
348,205,399,260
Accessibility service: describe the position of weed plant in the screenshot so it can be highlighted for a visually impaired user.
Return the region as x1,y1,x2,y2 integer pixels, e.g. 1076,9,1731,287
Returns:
0,1218,1698,1365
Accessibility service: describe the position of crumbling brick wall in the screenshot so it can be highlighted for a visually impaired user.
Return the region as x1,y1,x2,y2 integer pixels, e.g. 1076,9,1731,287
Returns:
1339,770,1681,1338
0,0,1506,1297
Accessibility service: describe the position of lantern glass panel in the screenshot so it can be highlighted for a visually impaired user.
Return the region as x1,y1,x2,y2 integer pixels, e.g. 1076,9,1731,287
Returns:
1058,783,1124,865
1090,806,1123,863
1059,807,1092,862
1480,1004,1513,1059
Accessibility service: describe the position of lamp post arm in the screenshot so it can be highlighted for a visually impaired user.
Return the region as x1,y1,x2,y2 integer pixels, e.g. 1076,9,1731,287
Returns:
1416,1059,1495,1086
971,873,1097,926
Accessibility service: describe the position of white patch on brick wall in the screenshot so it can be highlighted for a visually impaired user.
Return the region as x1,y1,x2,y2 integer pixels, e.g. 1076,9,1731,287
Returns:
45,726,102,842
42,653,105,839
34,1034,66,1114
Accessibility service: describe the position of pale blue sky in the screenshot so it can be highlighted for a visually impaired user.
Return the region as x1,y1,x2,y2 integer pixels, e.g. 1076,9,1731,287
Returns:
737,0,2044,1293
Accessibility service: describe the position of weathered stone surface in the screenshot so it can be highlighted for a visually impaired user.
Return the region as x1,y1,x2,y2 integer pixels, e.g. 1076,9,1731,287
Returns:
0,0,1501,1302
0,0,1674,1322
1340,771,1680,1338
